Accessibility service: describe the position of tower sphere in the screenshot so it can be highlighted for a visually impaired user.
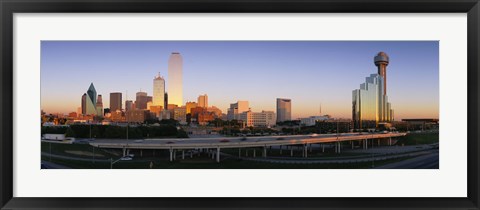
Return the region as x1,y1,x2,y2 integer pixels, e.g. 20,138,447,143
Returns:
374,52,389,66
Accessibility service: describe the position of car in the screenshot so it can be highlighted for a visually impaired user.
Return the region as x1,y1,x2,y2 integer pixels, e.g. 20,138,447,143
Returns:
166,141,175,144
220,139,230,143
133,140,144,143
276,137,285,140
120,157,132,161
127,154,135,158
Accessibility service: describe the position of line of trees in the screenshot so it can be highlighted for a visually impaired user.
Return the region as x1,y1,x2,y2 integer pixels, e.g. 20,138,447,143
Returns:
42,124,188,139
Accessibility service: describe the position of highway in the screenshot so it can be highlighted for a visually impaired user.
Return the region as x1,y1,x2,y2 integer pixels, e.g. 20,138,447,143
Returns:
89,132,406,150
375,149,439,169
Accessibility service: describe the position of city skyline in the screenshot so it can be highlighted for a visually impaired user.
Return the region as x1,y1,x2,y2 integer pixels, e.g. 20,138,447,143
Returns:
41,41,439,120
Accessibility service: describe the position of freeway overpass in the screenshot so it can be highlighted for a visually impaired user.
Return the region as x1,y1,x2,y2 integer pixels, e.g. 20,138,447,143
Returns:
90,132,406,162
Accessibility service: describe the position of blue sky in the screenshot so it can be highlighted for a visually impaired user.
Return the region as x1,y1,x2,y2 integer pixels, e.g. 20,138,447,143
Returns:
41,41,439,120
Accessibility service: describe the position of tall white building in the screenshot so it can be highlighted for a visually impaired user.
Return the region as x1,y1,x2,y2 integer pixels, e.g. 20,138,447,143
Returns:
227,101,249,120
153,73,165,108
198,94,208,108
239,110,276,127
167,52,183,106
276,98,292,122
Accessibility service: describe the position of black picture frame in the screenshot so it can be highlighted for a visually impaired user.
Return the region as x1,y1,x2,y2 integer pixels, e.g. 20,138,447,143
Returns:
1,0,479,209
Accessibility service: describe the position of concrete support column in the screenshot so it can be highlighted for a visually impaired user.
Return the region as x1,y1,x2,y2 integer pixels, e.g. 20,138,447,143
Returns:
290,147,294,157
173,150,177,160
280,145,283,155
122,147,126,157
389,137,392,146
190,151,193,158
378,139,380,146
263,147,267,158
253,149,256,157
216,147,220,163
212,150,215,159
238,148,241,158
140,149,143,157
169,148,173,162
338,142,341,153
366,139,368,149
322,144,325,153
351,141,354,149
182,150,185,160
304,144,308,158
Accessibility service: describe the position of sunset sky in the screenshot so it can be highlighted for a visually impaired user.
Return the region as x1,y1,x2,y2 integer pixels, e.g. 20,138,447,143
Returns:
41,41,439,120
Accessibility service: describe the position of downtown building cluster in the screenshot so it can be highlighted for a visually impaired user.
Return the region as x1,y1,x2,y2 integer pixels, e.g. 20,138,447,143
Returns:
44,51,396,131
69,52,296,127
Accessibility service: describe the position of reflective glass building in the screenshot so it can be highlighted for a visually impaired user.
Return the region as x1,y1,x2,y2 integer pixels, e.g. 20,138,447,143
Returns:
167,52,183,106
85,83,98,115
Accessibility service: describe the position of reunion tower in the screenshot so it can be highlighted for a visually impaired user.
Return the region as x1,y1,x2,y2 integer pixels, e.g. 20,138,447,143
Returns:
374,52,389,95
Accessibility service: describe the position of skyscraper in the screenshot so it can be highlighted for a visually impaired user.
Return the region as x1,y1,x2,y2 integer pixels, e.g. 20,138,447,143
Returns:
276,98,292,122
167,52,183,106
135,91,148,110
198,94,208,108
110,92,122,112
153,73,165,108
96,95,103,116
352,52,394,129
85,83,97,115
125,100,134,112
81,93,86,115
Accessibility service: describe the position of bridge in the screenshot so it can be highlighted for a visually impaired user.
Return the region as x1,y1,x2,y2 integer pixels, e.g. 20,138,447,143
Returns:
90,132,407,162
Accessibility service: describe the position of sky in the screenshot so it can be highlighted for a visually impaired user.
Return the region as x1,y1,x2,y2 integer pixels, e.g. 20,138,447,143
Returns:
41,41,439,120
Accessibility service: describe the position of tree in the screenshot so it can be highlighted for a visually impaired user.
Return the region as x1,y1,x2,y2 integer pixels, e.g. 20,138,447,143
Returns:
65,127,76,137
176,129,189,138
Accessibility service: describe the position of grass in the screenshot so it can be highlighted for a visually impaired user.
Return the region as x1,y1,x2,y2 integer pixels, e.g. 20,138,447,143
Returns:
41,142,120,159
42,152,421,169
395,132,439,145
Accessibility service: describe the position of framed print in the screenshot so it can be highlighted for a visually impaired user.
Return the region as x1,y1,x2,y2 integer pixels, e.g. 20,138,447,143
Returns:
1,0,479,209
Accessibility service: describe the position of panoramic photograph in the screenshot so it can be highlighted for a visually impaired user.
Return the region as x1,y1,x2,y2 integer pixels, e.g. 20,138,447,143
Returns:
40,41,439,169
